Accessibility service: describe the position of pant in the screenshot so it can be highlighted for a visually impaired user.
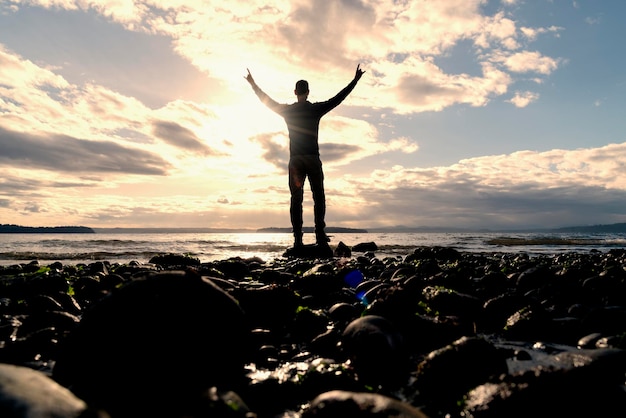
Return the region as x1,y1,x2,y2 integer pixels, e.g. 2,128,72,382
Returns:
288,155,326,237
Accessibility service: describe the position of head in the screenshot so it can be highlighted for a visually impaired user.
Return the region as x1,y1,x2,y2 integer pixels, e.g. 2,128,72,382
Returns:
295,80,309,98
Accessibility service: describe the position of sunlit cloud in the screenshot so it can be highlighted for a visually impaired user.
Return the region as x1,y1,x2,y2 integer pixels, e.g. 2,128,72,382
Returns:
7,0,563,115
497,50,560,74
520,25,563,41
509,91,539,107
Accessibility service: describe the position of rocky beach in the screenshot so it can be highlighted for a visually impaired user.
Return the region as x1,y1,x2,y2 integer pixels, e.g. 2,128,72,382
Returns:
1,243,625,417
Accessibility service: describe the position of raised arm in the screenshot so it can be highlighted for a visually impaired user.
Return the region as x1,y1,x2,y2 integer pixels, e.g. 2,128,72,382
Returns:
354,63,365,82
245,68,283,112
320,64,366,113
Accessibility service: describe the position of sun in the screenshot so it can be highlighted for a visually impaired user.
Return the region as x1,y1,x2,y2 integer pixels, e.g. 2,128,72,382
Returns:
216,95,285,141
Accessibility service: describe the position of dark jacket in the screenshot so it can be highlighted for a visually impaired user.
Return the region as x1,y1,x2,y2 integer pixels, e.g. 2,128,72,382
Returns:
252,78,359,156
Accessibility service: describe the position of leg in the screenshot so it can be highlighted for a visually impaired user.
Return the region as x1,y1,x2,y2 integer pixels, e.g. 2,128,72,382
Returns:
289,157,305,246
307,156,328,244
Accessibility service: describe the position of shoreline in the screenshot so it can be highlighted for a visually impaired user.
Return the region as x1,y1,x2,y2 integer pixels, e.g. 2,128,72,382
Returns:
2,238,625,269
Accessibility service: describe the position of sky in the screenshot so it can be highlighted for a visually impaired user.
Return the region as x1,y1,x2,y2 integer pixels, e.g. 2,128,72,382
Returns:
1,0,625,231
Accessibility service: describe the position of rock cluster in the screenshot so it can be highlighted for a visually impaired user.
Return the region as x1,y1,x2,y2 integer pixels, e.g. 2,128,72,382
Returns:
1,246,625,417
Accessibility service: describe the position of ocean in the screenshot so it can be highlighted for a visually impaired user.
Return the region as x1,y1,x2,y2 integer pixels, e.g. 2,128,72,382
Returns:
1,230,625,267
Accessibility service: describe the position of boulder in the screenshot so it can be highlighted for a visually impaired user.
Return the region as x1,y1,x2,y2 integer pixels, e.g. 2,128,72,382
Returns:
0,363,87,418
302,390,430,417
52,270,249,417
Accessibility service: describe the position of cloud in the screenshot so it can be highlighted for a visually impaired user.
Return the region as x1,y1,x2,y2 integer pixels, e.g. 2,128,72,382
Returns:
275,0,377,70
9,1,561,116
0,44,153,140
23,203,45,214
520,25,563,41
152,120,215,155
4,140,623,230
509,91,539,107
251,114,407,170
321,143,363,163
336,142,626,228
0,172,95,195
495,50,560,74
398,74,466,106
388,137,419,154
0,125,170,175
252,132,289,171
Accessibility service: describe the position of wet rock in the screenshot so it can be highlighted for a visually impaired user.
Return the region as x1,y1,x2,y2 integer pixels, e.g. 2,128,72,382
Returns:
290,271,346,308
405,246,462,264
462,348,626,418
421,285,482,318
341,315,409,388
190,387,255,418
328,302,360,324
480,292,528,331
0,363,88,418
52,270,249,418
213,258,252,280
87,261,109,275
290,307,330,342
502,306,552,341
414,336,508,414
352,242,378,252
284,244,334,259
301,390,430,418
515,264,554,292
581,305,626,335
334,241,352,258
232,284,300,331
148,253,201,267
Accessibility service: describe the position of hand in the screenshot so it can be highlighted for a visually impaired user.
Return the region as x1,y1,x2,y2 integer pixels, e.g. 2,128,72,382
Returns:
244,68,255,85
354,64,365,81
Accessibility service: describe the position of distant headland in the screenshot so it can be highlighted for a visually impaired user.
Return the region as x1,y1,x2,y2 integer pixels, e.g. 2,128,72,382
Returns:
0,224,95,233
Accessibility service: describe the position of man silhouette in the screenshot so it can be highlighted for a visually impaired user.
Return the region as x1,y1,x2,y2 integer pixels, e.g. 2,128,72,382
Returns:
245,64,365,247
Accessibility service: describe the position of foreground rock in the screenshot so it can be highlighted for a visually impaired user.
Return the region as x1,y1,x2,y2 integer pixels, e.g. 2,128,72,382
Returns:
0,246,625,417
0,363,88,418
302,390,429,417
52,270,249,417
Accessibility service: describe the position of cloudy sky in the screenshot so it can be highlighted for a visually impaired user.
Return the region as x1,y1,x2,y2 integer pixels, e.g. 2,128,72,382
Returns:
1,0,625,230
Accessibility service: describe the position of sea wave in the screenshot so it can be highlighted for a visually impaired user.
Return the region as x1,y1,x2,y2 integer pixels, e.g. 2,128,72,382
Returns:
1,231,625,266
0,251,162,262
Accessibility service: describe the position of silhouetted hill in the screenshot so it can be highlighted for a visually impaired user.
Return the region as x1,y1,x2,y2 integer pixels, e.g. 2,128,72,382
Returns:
0,224,95,233
92,227,252,233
